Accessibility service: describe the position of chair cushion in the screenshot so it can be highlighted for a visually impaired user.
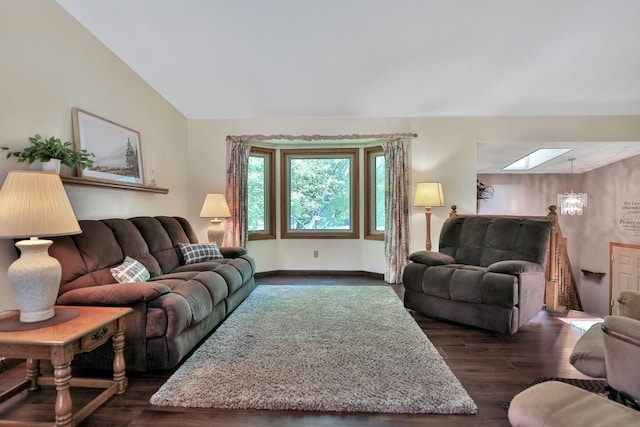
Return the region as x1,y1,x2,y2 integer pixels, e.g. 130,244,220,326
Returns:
569,323,606,378
509,381,640,427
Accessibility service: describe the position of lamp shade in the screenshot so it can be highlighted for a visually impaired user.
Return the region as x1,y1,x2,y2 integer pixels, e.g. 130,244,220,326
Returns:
199,193,231,218
413,182,445,207
0,171,81,238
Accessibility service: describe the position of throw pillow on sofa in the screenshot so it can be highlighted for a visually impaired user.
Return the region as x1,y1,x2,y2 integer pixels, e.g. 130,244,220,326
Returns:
178,242,223,264
110,256,151,283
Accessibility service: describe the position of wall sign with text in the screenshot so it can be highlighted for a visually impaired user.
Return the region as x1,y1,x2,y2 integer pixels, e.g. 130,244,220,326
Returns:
619,200,640,236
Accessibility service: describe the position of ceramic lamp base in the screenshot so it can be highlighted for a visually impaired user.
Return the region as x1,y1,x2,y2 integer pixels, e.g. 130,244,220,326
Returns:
207,219,226,246
8,238,61,323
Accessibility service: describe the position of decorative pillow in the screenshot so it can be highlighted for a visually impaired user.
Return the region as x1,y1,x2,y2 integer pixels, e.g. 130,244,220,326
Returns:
178,242,224,264
110,256,151,283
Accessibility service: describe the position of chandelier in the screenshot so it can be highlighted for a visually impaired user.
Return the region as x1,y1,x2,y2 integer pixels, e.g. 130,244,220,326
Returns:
557,158,587,215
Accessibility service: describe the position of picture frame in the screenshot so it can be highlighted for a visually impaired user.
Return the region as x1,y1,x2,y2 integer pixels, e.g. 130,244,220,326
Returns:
72,108,145,185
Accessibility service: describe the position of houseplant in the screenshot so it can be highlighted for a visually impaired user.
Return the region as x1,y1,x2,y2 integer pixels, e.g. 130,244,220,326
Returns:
2,134,95,172
476,179,494,213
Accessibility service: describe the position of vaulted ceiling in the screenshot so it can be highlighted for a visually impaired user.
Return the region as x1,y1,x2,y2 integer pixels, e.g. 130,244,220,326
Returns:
56,0,640,172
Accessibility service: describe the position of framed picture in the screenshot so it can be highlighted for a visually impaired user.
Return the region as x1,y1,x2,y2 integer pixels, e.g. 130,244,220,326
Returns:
72,108,145,185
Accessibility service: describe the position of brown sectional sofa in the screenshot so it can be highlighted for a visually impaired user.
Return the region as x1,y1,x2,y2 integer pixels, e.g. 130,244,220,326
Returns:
47,216,256,372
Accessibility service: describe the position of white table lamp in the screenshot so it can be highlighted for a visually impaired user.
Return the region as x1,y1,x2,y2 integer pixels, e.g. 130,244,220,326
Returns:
414,182,445,251
199,193,231,245
0,171,81,322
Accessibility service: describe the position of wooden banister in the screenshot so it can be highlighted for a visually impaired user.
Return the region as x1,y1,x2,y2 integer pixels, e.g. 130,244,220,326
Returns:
448,204,583,312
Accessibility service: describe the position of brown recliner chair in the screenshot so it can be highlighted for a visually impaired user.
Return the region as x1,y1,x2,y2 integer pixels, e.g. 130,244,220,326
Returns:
508,315,640,426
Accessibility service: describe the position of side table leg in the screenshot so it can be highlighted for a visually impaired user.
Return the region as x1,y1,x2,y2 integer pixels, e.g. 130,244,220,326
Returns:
26,358,41,391
112,330,128,394
53,361,73,427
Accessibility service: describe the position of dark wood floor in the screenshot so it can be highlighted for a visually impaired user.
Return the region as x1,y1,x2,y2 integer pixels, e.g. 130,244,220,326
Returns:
0,273,594,426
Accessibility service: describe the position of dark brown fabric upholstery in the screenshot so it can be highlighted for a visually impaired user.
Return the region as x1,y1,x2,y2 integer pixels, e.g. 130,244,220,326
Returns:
403,216,551,334
48,216,256,371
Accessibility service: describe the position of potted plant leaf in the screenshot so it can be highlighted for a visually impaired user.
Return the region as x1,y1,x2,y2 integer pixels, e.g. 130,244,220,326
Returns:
2,134,95,174
476,179,494,213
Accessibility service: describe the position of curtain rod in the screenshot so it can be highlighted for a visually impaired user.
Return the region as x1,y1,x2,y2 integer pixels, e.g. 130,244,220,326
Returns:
227,133,418,142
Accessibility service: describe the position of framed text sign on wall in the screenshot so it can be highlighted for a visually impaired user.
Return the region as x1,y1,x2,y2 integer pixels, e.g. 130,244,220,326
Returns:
618,200,640,237
72,108,145,185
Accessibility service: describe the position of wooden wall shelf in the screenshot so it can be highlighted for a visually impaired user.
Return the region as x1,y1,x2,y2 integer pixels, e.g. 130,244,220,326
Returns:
61,176,169,194
581,267,606,278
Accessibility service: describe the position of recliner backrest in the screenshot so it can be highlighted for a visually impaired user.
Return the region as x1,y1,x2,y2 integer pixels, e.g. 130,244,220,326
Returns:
439,216,552,267
49,216,199,296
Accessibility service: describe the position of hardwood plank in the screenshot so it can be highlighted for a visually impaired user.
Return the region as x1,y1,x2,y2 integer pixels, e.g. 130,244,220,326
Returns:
0,273,590,426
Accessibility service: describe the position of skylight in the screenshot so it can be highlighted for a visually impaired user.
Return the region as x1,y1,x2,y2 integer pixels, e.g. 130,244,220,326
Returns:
502,148,572,171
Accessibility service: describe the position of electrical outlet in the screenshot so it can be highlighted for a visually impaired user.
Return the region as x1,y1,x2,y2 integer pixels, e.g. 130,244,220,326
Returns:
313,250,319,258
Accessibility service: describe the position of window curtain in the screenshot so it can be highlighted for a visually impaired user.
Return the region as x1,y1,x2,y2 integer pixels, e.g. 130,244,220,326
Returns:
383,137,411,284
225,137,252,248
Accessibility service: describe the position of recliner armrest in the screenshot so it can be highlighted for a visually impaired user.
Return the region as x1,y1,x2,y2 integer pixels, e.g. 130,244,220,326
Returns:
56,282,171,306
220,246,247,258
604,315,640,342
487,260,544,274
408,251,455,266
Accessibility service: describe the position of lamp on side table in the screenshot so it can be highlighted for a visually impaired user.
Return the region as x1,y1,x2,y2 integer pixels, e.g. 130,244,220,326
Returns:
0,171,81,323
199,193,231,245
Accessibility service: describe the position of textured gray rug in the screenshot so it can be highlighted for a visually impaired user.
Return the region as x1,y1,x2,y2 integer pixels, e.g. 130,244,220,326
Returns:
149,285,477,414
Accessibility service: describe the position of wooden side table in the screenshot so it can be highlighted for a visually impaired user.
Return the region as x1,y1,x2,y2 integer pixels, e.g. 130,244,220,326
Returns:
0,306,132,427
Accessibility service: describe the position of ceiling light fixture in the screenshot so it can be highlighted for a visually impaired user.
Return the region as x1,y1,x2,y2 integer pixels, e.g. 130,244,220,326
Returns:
557,158,587,216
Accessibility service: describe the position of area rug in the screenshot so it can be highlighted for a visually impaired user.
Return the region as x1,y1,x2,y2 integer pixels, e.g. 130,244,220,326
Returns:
150,285,477,414
504,377,607,411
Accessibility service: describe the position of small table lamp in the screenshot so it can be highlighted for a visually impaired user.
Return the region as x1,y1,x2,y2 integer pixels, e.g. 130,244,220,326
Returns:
414,182,445,251
199,193,231,245
0,171,81,322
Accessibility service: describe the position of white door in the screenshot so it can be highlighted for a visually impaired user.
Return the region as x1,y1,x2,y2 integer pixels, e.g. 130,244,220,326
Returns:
611,244,640,314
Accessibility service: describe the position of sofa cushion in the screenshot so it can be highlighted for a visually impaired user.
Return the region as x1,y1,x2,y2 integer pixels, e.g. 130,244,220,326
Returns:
110,256,151,283
102,218,163,277
449,268,484,303
53,220,126,293
129,217,184,274
178,242,223,264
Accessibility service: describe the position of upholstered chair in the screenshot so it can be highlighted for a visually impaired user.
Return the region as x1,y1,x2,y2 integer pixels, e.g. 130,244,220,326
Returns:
509,315,640,426
570,290,640,378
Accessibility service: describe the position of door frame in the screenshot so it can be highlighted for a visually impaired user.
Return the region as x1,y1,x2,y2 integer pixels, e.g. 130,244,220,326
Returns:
609,242,640,314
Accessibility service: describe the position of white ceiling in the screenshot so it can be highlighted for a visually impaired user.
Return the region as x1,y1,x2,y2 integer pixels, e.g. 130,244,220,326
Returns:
56,0,640,172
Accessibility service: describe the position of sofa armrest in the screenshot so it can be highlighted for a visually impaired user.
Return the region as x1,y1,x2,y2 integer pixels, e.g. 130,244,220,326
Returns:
487,260,544,274
408,251,455,266
220,246,247,258
56,282,171,306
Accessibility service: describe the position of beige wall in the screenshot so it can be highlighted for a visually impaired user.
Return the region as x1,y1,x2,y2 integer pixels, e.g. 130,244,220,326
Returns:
0,0,189,312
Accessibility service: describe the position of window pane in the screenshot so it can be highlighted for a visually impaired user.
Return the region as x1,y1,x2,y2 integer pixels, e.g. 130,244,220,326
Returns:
375,154,385,231
248,155,266,231
281,148,358,239
289,157,351,230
